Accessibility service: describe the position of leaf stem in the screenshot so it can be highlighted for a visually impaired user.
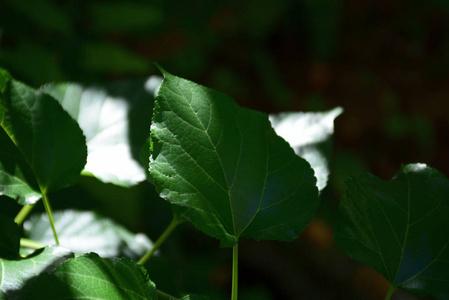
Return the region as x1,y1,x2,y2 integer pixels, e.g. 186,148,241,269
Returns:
231,243,238,300
138,216,183,265
14,204,35,225
41,191,59,245
156,289,179,300
384,285,396,300
20,238,45,249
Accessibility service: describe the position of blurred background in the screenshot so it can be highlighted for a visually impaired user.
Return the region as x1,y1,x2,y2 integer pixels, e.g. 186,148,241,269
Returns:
1,0,448,299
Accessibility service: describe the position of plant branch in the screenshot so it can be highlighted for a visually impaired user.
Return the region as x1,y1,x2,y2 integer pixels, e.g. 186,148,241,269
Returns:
138,216,184,265
20,238,45,249
231,243,238,300
384,285,395,300
14,204,35,225
156,289,179,299
41,191,59,244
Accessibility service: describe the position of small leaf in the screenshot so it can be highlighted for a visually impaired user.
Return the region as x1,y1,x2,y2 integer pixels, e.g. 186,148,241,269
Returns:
269,107,343,191
24,210,153,259
335,163,449,299
150,68,320,247
41,77,160,187
0,246,73,298
0,69,87,204
0,214,20,259
24,253,157,300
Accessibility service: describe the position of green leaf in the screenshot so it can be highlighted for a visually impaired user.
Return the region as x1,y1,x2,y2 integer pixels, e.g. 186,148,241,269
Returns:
0,214,20,259
41,77,160,187
24,253,157,299
24,210,153,259
269,107,343,191
334,163,449,299
0,246,73,298
0,69,87,204
150,68,320,247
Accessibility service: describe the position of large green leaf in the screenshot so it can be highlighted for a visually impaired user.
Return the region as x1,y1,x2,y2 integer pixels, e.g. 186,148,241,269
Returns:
23,253,157,299
269,107,343,191
0,69,87,204
41,77,160,187
24,210,153,259
0,214,20,259
150,68,320,247
0,246,73,299
334,164,449,299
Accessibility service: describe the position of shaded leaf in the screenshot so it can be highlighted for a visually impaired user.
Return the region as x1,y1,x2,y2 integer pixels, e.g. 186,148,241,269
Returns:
335,164,449,299
269,107,343,191
150,68,320,247
0,214,20,259
41,77,160,187
24,253,157,300
24,210,153,259
0,246,73,299
0,69,87,204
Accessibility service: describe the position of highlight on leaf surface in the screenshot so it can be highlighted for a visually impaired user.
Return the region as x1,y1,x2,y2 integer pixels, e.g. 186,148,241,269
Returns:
334,163,449,299
0,68,87,205
149,66,320,247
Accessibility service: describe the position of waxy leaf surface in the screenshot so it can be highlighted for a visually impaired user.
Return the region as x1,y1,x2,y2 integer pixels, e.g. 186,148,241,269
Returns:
0,69,87,204
269,107,343,191
24,253,157,300
41,77,160,186
335,164,449,299
0,214,20,259
0,246,73,299
24,210,153,259
150,69,319,247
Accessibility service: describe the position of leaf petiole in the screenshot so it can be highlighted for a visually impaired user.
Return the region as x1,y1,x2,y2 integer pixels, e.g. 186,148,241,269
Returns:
231,243,238,300
41,190,59,245
384,285,395,300
138,215,184,265
20,238,45,249
14,204,35,225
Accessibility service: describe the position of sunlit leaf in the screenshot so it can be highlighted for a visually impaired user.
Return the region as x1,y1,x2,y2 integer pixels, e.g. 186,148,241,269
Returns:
269,107,343,191
0,214,20,259
24,210,153,259
0,246,73,299
41,77,161,187
0,69,87,204
150,68,320,247
24,253,157,300
335,164,449,299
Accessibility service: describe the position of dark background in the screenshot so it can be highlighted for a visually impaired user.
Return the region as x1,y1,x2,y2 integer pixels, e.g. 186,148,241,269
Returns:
1,0,448,299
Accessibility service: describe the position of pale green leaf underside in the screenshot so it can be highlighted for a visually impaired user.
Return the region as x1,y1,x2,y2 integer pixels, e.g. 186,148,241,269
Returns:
24,210,153,259
150,68,320,247
24,253,157,300
41,77,160,187
269,107,343,191
0,246,73,299
335,163,449,299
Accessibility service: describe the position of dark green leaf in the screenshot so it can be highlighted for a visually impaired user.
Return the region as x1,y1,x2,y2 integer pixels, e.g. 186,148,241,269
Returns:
150,68,320,247
180,295,209,300
335,163,449,299
24,210,153,259
0,246,73,299
0,69,87,204
24,253,157,300
269,107,343,191
41,77,160,187
0,214,20,259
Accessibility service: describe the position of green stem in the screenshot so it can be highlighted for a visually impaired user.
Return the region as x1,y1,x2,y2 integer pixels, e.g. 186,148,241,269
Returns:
41,191,59,245
14,204,35,225
138,216,183,265
231,243,238,300
156,289,179,300
20,238,45,249
384,285,395,300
